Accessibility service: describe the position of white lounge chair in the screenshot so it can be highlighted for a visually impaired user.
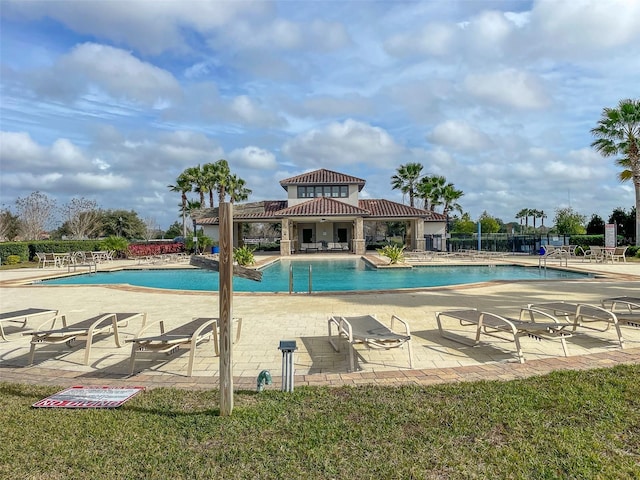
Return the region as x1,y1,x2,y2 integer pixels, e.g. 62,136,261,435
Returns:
601,297,640,328
25,312,147,365
328,314,413,371
435,308,573,363
128,317,242,376
527,301,624,348
0,308,58,341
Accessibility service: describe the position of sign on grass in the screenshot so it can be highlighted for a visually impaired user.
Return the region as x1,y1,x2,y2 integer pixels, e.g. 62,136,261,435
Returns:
33,386,144,408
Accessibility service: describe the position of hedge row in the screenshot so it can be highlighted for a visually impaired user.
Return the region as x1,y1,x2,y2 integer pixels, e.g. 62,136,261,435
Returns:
0,243,30,262
0,240,106,262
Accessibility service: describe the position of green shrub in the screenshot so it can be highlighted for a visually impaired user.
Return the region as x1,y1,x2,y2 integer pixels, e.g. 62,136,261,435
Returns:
5,255,21,265
233,245,256,266
186,234,212,254
0,242,29,262
377,243,406,264
100,236,129,258
28,240,104,260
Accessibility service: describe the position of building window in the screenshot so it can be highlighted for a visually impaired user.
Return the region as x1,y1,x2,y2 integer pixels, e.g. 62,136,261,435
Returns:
297,185,348,198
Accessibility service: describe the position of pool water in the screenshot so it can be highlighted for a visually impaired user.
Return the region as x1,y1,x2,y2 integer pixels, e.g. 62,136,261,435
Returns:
39,259,590,293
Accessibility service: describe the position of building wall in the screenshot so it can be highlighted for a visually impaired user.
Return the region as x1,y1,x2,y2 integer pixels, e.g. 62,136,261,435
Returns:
424,222,446,236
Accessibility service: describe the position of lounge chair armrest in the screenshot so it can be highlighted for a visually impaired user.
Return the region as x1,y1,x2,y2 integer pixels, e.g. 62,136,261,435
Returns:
190,318,218,340
576,303,615,321
519,307,565,323
35,313,66,331
390,314,411,336
131,319,166,339
609,299,640,312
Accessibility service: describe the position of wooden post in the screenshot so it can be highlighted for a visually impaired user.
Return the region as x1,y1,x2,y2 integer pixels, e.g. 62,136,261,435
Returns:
219,202,234,416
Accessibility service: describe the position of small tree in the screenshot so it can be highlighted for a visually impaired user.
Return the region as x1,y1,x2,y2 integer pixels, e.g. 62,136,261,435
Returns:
450,213,476,234
586,214,605,235
0,208,20,241
165,221,183,239
554,207,586,235
609,207,636,243
100,210,146,239
478,211,500,234
15,191,57,240
142,216,160,241
62,197,101,239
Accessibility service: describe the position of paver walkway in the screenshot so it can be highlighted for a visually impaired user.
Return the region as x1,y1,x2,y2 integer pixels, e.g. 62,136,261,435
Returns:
1,254,638,391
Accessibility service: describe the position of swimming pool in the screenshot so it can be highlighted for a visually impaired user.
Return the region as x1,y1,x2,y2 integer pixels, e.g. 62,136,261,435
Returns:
39,259,590,293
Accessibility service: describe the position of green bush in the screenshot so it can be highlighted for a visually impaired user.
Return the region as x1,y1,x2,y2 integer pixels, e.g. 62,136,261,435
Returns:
366,240,404,251
186,234,213,254
5,255,21,265
569,235,604,250
233,245,256,266
0,243,29,262
100,236,129,258
28,240,104,260
377,243,406,264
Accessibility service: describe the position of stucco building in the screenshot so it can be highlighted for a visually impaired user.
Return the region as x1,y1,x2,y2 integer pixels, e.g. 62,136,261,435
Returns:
195,168,447,255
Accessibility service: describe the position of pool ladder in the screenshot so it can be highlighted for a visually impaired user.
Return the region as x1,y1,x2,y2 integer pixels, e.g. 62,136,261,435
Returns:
289,264,313,294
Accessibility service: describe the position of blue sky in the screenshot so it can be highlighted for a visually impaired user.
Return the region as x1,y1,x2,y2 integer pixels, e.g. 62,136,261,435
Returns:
1,0,638,230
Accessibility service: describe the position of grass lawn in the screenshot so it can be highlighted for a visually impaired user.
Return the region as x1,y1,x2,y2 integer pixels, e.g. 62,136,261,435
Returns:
1,366,639,479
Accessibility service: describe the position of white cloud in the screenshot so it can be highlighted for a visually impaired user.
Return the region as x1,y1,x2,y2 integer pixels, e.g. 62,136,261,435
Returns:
427,120,492,152
529,0,640,55
384,22,457,57
230,96,283,127
462,10,514,57
66,173,132,191
219,18,350,52
228,146,278,170
282,119,403,168
0,131,44,168
3,0,269,55
50,139,86,168
464,69,551,109
55,43,181,106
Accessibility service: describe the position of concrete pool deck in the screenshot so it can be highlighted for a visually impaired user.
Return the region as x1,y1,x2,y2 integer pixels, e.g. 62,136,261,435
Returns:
1,253,639,391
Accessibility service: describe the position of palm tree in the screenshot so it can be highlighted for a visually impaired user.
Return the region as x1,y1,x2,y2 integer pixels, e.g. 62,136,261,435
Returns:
214,159,232,204
227,174,252,203
591,98,640,245
440,183,464,216
515,208,528,233
391,163,423,207
201,162,220,208
416,175,446,211
184,165,207,206
168,172,192,238
530,209,541,230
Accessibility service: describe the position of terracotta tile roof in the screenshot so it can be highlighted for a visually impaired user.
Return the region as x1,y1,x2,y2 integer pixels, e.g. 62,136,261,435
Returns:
196,198,446,224
279,168,366,191
275,197,369,216
359,199,447,220
196,201,288,224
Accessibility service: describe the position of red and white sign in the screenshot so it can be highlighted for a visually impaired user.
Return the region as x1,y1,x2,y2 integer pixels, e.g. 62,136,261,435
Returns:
33,386,144,408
